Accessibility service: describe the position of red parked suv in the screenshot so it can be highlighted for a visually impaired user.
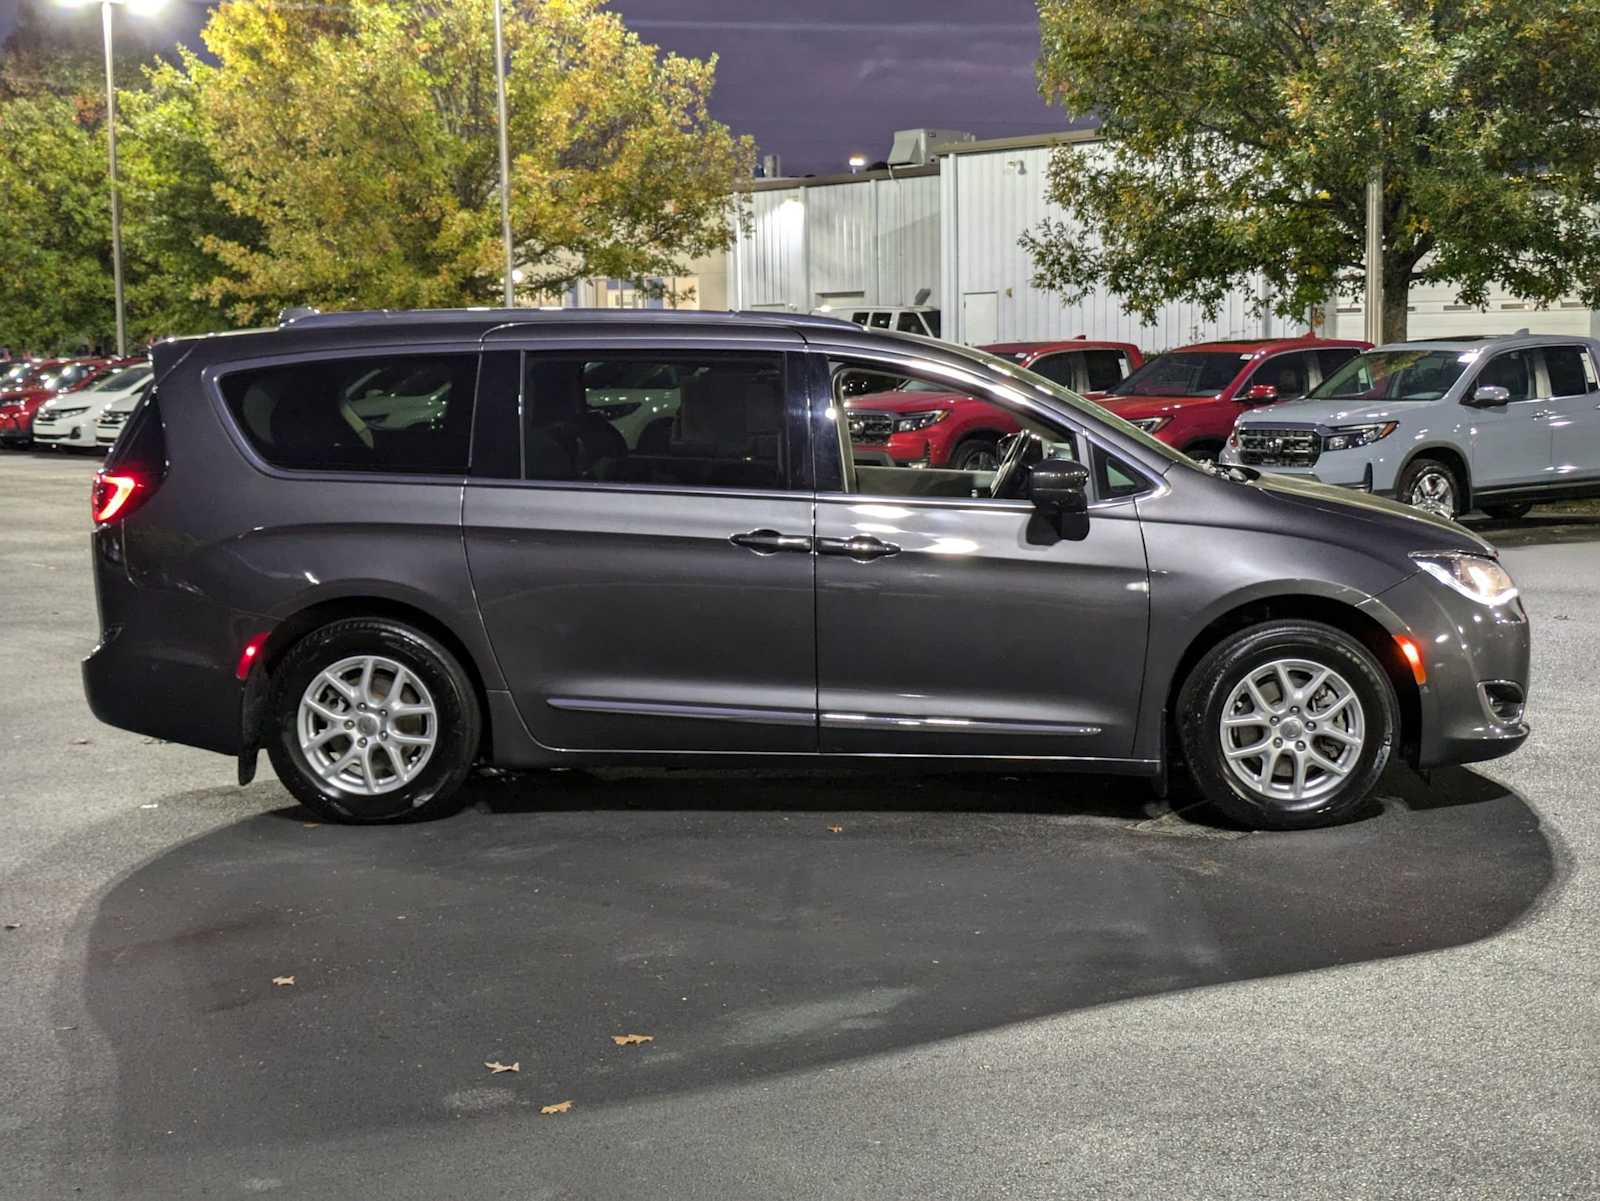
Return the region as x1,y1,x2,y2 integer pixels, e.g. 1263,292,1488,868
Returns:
0,357,114,447
845,339,1144,469
1096,335,1369,462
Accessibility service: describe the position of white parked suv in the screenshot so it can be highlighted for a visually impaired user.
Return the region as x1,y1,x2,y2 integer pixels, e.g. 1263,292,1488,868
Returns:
816,305,942,338
35,360,153,449
1220,333,1600,519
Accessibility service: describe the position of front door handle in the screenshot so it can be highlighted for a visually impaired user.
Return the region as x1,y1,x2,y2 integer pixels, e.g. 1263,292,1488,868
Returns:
816,534,902,561
729,528,812,555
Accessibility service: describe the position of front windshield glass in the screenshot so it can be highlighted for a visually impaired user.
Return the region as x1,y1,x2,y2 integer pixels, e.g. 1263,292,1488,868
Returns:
1311,349,1473,402
86,364,152,393
1108,351,1248,397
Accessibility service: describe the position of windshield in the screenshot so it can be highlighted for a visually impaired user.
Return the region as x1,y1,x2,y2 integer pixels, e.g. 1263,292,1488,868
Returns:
1310,349,1473,402
1108,351,1248,397
85,364,152,393
1,363,34,387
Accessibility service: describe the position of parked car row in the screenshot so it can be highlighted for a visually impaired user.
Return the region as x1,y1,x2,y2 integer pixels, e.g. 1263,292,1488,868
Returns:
842,329,1600,520
0,355,153,450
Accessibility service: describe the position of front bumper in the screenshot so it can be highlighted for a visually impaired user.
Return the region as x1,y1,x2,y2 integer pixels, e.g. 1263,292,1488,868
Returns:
33,418,95,447
1365,571,1531,768
0,409,32,443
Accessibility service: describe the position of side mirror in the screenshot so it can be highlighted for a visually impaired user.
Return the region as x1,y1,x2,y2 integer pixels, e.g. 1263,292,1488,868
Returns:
1028,458,1091,517
1241,383,1279,403
1468,384,1510,407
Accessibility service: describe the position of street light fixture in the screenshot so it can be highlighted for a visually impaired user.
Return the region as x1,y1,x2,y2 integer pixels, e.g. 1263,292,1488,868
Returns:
847,154,867,174
57,0,167,356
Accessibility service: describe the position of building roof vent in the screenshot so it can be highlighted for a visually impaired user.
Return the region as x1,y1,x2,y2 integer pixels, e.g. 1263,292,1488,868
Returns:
887,128,976,167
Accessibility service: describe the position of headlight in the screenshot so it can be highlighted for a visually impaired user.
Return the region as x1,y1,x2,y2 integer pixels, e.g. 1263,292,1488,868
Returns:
1411,552,1519,606
1322,422,1397,452
895,409,949,432
1130,416,1170,434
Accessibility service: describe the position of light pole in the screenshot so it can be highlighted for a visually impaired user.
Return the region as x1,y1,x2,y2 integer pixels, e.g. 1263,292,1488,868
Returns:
492,0,515,307
59,0,166,357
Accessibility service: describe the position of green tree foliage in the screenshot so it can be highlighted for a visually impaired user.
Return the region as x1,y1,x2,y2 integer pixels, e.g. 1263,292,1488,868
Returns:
1023,0,1600,341
194,0,754,322
0,94,114,351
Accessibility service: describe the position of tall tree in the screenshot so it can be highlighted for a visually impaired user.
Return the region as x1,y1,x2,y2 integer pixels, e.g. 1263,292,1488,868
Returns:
195,0,753,322
0,94,114,351
1023,0,1600,341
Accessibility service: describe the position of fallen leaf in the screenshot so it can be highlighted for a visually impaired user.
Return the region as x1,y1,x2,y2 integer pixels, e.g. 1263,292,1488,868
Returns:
2,924,17,931
71,738,90,745
139,803,159,810
539,1100,573,1115
611,1034,653,1046
302,822,321,828
827,825,843,834
484,1060,520,1074
271,976,295,987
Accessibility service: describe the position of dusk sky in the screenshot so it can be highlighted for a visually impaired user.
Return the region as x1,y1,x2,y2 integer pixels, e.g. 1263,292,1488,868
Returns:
0,0,1067,174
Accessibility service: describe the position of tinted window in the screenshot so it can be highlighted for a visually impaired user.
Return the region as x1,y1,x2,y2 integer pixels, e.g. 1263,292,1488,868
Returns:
85,364,152,393
1543,346,1595,397
922,310,941,338
1110,351,1245,396
220,354,477,473
1030,353,1079,388
523,353,786,491
1248,350,1314,399
869,311,893,329
1317,348,1360,378
895,312,924,333
1083,349,1126,392
1477,350,1533,402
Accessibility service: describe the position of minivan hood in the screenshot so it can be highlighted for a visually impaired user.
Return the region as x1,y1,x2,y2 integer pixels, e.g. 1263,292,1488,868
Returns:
1245,465,1491,555
1237,397,1420,427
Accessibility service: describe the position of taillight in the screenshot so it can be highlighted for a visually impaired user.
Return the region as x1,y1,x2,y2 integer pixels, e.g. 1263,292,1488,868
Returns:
91,471,146,524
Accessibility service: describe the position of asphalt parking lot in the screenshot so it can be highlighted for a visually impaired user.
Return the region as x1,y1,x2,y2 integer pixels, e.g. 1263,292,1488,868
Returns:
2,450,1597,1200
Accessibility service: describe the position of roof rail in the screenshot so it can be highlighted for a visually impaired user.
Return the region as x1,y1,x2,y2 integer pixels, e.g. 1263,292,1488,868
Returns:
265,307,864,332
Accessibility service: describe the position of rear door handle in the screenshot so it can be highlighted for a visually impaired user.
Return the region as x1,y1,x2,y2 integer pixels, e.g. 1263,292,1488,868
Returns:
729,528,812,555
816,534,901,561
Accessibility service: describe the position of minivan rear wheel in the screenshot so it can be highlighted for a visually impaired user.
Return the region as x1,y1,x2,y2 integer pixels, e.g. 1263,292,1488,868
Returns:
1176,620,1397,830
266,618,481,823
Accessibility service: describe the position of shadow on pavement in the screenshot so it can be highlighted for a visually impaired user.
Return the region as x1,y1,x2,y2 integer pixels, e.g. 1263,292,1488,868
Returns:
75,764,1551,1158
1466,511,1600,548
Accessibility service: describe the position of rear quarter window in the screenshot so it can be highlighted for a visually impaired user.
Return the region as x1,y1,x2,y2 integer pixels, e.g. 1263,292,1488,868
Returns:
219,353,478,474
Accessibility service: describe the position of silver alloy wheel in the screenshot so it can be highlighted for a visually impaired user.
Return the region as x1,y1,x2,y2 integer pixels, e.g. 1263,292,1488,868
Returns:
297,654,438,797
1219,657,1365,806
1406,466,1456,518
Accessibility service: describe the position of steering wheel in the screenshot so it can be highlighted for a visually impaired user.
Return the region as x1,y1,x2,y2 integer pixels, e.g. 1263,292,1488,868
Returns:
987,430,1037,500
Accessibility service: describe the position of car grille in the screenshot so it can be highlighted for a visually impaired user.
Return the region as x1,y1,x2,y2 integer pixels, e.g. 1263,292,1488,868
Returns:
1237,426,1321,467
847,410,894,443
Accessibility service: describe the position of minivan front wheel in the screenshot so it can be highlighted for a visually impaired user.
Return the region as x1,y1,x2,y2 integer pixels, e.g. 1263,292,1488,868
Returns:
266,618,481,823
1177,620,1397,830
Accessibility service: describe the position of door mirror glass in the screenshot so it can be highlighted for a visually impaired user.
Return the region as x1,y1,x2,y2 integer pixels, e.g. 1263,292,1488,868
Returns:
1028,458,1091,516
1470,384,1511,407
1241,383,1279,403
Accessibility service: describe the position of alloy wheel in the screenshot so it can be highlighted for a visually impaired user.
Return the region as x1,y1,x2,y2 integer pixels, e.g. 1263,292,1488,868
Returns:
296,654,438,796
1407,468,1456,519
1218,658,1365,807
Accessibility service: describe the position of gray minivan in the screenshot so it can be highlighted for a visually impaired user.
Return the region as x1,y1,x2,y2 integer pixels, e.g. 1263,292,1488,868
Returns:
84,310,1529,830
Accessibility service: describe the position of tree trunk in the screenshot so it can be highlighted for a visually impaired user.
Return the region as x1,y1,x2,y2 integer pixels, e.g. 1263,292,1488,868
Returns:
1380,264,1410,344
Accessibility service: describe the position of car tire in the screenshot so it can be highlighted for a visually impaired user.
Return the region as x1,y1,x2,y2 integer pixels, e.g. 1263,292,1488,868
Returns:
1397,456,1462,519
265,617,481,824
952,436,1001,471
1481,501,1534,521
1184,442,1223,465
1176,620,1398,831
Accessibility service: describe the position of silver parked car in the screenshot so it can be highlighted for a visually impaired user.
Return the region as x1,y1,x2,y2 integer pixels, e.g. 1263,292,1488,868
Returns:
1221,332,1600,519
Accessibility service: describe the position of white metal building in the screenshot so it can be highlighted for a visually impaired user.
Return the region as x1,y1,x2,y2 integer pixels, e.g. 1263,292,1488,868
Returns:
728,129,1598,350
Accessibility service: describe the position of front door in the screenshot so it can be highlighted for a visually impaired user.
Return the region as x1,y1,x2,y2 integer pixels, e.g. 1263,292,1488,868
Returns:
1467,348,1553,489
809,351,1151,761
463,346,818,753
